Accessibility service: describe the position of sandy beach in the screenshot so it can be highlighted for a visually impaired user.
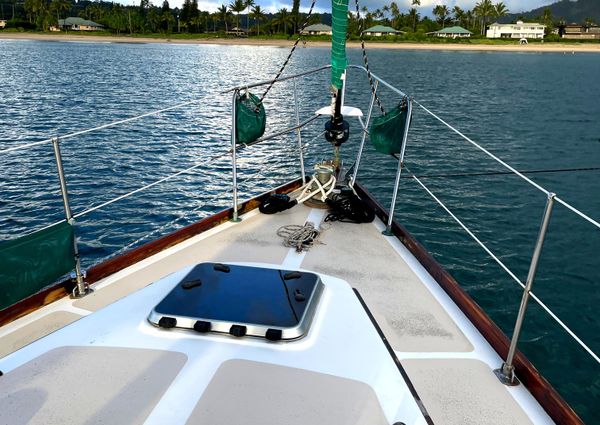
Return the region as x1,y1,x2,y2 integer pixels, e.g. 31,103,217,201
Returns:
2,32,600,53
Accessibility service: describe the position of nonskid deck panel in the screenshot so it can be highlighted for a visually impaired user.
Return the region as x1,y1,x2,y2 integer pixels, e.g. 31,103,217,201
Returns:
0,194,554,424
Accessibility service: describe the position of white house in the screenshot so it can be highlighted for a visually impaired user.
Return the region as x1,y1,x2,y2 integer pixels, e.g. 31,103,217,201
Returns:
486,21,545,39
363,25,403,36
58,17,104,31
0,19,7,29
427,26,472,38
300,24,332,35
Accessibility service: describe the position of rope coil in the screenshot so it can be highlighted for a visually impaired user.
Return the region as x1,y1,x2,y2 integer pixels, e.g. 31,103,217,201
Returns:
277,222,321,252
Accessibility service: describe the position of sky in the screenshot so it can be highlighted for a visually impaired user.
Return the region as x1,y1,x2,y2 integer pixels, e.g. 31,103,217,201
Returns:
124,0,555,15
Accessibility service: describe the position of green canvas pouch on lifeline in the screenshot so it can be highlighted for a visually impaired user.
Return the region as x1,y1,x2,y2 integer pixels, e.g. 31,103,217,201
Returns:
235,92,266,144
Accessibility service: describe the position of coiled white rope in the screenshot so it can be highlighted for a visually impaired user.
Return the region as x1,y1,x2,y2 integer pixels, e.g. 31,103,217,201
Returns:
277,222,320,252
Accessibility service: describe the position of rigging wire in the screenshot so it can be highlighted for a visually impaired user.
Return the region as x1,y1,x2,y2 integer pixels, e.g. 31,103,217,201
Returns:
258,0,317,105
394,166,600,179
354,0,386,115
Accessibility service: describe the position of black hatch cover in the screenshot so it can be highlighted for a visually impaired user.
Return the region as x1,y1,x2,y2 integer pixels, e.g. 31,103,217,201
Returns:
148,263,323,340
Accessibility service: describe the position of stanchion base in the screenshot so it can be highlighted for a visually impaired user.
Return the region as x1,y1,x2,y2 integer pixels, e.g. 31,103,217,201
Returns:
230,217,242,223
493,368,520,386
382,229,394,236
70,286,94,299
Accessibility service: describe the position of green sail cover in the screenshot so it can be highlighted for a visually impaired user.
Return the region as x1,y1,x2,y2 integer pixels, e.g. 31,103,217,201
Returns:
0,221,75,310
369,103,409,155
235,92,266,144
331,0,349,90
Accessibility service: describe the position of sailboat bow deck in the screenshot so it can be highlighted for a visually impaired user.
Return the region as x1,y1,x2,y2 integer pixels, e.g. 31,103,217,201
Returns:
0,181,581,424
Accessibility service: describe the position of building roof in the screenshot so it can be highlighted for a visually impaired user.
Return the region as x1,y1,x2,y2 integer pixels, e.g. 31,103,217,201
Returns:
432,26,472,34
489,21,543,27
364,25,401,33
302,24,332,32
58,17,103,27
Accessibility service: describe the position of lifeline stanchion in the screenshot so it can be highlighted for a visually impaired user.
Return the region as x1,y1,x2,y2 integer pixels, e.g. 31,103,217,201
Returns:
495,192,556,386
293,78,306,184
231,89,241,222
51,137,90,298
383,97,413,236
350,80,378,187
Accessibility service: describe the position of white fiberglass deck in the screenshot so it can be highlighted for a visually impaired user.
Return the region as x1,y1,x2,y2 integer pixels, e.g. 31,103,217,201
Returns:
0,202,554,424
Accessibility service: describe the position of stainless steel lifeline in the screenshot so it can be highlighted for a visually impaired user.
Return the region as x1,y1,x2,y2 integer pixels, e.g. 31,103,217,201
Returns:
51,137,90,298
495,192,556,385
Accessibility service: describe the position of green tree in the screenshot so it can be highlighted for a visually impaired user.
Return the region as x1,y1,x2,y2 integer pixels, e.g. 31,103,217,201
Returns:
218,4,231,31
291,0,299,33
250,4,265,35
474,0,494,35
162,9,174,32
382,4,390,24
180,0,191,26
540,7,553,35
272,7,292,34
139,0,149,16
161,0,170,14
389,2,400,28
432,4,449,28
210,11,217,31
411,0,420,32
190,0,199,22
229,0,244,30
494,2,508,19
452,6,464,26
147,7,161,32
50,0,70,26
245,0,254,31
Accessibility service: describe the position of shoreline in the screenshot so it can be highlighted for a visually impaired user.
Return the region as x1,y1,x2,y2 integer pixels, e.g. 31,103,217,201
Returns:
2,32,600,52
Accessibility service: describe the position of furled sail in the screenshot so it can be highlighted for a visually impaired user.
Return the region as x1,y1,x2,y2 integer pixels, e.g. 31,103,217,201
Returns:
331,0,349,90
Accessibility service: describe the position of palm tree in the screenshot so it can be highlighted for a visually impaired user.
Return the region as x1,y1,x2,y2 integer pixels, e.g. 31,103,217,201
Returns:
211,11,219,32
50,0,70,26
452,6,464,26
474,0,494,35
190,14,202,32
250,5,265,36
389,2,400,28
272,8,292,34
408,8,419,32
433,5,450,28
218,4,231,31
245,0,254,32
382,4,389,24
411,0,420,32
229,0,245,30
494,2,508,19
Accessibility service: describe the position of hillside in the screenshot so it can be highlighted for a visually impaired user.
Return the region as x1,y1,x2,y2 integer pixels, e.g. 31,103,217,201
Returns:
504,0,600,24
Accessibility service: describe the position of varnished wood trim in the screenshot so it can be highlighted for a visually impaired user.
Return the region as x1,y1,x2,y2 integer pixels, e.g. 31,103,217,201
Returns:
354,182,583,425
0,179,302,327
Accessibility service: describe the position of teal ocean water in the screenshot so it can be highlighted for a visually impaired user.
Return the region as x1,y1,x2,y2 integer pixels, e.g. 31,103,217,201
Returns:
1,40,599,421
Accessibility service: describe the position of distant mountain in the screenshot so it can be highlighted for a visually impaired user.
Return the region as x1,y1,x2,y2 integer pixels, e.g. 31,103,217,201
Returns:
503,0,600,24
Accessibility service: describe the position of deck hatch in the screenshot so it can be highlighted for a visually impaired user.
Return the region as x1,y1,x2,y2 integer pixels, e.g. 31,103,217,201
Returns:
148,263,323,340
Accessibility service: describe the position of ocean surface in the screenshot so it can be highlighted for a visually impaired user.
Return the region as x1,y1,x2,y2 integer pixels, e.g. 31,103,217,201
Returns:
1,39,599,421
